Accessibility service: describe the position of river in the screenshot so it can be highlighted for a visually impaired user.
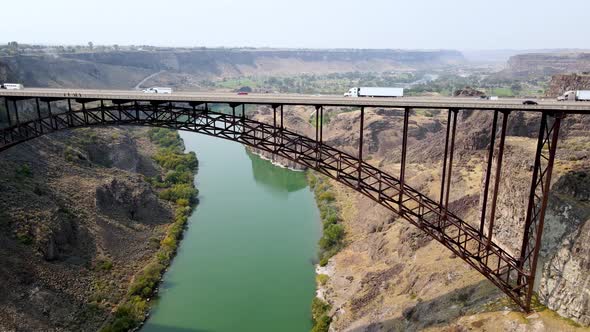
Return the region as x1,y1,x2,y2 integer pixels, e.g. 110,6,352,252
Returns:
142,132,322,332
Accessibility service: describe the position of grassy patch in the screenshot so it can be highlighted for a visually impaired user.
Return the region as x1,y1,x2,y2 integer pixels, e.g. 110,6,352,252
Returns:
316,274,329,286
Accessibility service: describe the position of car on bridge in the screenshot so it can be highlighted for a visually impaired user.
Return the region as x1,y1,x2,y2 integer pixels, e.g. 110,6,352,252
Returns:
522,100,538,105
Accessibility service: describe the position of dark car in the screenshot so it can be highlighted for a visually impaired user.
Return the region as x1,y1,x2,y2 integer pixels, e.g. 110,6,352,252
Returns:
522,100,538,105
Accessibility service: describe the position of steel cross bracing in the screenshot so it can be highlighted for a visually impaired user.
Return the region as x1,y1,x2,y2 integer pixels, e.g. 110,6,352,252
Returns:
0,97,567,312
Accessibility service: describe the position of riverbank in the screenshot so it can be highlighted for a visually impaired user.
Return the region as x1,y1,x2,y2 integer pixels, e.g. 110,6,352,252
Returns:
307,171,345,332
100,129,199,332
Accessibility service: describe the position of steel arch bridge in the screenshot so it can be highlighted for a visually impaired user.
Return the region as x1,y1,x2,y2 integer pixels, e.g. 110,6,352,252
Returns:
0,94,572,312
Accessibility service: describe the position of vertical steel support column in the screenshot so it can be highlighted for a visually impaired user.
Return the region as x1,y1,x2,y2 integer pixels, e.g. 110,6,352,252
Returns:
280,105,284,147
36,98,43,134
12,100,20,138
480,110,499,236
4,98,11,127
67,98,74,127
518,112,563,311
82,102,88,125
135,101,140,121
242,104,246,122
486,111,509,249
439,110,452,209
443,109,459,211
101,100,106,122
398,108,410,211
358,107,365,188
319,106,323,145
13,100,19,125
315,106,320,167
47,101,54,129
280,105,284,130
272,105,278,153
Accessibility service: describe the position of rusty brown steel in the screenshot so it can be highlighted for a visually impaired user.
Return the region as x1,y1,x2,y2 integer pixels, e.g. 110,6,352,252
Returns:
486,111,509,249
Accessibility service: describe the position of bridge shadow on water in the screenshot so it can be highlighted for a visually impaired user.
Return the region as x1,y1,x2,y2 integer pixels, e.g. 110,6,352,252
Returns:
348,280,503,332
246,148,308,195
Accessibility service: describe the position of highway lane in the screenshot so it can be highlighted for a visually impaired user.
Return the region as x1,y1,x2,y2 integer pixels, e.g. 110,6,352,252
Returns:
2,88,590,113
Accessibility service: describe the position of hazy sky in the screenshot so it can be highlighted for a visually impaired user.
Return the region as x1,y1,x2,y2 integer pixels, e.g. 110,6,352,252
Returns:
3,0,589,50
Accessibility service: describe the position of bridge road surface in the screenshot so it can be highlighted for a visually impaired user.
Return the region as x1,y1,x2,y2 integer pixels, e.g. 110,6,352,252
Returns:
2,88,590,113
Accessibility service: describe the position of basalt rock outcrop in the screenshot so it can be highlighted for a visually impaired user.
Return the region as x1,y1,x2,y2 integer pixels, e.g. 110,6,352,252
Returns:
96,177,171,223
0,127,175,331
546,73,590,97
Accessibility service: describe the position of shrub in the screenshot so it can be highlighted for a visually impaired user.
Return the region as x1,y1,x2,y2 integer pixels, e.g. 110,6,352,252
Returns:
316,274,329,286
311,297,332,332
159,183,198,202
128,262,165,299
319,224,344,250
15,164,32,178
97,258,113,271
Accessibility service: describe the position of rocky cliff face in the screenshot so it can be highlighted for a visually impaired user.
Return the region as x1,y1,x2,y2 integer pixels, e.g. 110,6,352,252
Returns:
506,53,590,77
538,172,590,325
0,48,464,89
546,73,590,97
0,127,175,331
268,105,590,330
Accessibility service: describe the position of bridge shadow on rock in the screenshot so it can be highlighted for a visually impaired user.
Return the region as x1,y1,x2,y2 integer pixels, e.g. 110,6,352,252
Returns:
348,280,504,332
246,148,308,195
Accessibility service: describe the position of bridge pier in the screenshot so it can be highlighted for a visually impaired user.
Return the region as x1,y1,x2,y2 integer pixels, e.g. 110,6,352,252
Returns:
518,111,564,311
357,107,364,189
486,110,509,250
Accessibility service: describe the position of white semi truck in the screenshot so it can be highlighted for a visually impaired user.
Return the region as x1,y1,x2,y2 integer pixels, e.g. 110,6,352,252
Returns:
344,87,404,98
557,90,590,101
0,83,24,90
142,87,172,94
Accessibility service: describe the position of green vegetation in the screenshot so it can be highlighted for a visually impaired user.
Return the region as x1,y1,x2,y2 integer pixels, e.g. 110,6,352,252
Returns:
308,172,343,331
15,164,32,178
311,297,332,332
96,258,113,271
308,171,344,267
100,128,198,332
316,274,329,286
147,128,199,203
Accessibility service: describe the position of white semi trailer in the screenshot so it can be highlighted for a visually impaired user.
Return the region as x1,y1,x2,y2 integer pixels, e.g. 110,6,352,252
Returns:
344,87,404,98
557,90,590,101
142,87,172,94
1,83,24,90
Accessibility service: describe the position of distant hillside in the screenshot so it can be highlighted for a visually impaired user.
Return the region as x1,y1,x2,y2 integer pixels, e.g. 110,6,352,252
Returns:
0,48,464,89
506,52,590,77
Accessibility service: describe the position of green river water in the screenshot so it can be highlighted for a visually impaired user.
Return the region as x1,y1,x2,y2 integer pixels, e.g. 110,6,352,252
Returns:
142,132,322,332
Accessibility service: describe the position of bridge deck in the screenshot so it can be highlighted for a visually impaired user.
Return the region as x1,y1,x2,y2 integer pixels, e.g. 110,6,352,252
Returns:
2,88,590,113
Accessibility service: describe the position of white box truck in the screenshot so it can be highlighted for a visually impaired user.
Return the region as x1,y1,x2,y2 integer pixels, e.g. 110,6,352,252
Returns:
1,83,24,90
344,87,404,98
143,87,172,94
557,90,590,101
